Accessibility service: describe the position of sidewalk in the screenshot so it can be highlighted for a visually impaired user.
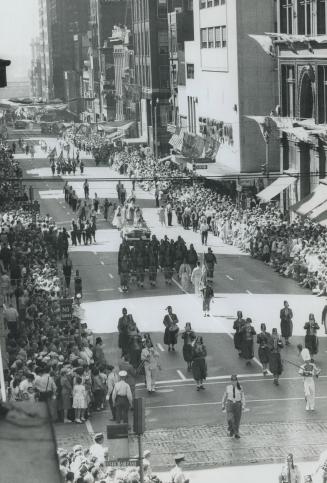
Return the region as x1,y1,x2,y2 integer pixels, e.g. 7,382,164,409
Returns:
156,461,316,483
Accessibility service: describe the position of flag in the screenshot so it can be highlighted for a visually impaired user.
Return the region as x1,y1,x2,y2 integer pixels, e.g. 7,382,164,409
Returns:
47,147,57,158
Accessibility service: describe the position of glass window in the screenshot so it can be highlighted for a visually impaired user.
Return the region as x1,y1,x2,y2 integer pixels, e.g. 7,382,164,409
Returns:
158,30,169,54
186,63,194,79
280,0,293,34
214,0,220,5
221,26,227,47
158,0,167,18
215,26,221,47
318,65,327,123
159,65,170,88
207,0,213,7
317,0,326,34
200,28,208,48
297,0,312,35
200,0,206,8
208,28,214,47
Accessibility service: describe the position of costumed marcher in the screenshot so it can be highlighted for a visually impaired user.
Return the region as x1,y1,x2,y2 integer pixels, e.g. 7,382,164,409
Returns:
191,261,202,296
240,318,256,366
192,336,207,391
304,313,320,360
182,323,196,371
280,300,293,346
233,311,246,357
112,370,133,424
118,308,129,357
221,375,246,439
278,453,303,483
268,328,283,386
141,338,161,394
179,259,192,292
298,351,321,411
257,323,271,375
201,281,214,317
204,247,216,284
163,306,179,352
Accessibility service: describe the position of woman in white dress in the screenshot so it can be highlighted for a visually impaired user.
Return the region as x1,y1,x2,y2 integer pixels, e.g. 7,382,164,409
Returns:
112,206,122,229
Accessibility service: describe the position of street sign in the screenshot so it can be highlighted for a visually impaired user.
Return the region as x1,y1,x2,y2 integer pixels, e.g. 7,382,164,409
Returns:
106,459,138,468
193,164,208,170
60,298,73,322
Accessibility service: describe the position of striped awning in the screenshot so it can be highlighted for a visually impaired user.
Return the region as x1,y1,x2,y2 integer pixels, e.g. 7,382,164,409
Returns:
291,183,327,216
169,131,184,152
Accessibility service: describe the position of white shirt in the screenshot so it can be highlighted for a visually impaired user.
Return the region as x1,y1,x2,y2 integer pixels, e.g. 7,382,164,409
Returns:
170,465,187,483
89,443,108,465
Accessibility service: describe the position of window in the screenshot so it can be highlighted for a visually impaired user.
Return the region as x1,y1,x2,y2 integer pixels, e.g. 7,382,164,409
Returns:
158,30,169,54
208,27,214,48
187,63,194,79
215,27,221,47
280,0,293,34
214,0,225,4
158,0,167,18
200,28,208,48
297,0,312,35
200,0,206,8
207,0,213,6
317,0,326,34
281,65,296,117
159,65,170,88
318,65,327,123
221,26,227,47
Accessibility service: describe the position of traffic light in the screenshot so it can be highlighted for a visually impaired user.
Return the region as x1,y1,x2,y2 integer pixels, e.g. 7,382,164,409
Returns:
133,397,145,435
261,163,267,175
0,59,11,88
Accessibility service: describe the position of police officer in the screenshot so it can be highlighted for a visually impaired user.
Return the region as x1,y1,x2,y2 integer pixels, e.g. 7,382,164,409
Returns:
221,374,246,439
112,370,133,424
169,454,189,483
298,355,320,411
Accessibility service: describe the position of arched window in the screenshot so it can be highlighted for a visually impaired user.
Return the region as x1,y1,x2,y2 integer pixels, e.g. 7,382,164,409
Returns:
299,72,314,119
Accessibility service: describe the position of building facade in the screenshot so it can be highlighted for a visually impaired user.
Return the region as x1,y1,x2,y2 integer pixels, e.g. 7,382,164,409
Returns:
110,26,132,121
38,0,54,100
175,0,279,176
131,0,171,153
29,38,43,99
273,0,327,211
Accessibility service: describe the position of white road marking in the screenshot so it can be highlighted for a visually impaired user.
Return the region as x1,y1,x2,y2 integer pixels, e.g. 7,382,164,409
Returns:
246,289,252,295
97,288,116,292
108,273,114,279
94,251,97,255
177,370,186,380
226,275,234,281
172,277,188,294
157,343,165,352
85,419,94,434
146,395,327,410
136,372,264,387
100,261,104,266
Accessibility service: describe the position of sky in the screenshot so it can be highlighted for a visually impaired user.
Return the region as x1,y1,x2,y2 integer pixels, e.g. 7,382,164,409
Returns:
0,0,39,81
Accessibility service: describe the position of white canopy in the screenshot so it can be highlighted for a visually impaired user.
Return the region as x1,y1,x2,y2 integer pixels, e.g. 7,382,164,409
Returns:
257,176,296,202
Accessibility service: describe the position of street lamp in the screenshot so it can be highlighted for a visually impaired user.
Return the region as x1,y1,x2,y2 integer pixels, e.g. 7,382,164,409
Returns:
154,97,159,162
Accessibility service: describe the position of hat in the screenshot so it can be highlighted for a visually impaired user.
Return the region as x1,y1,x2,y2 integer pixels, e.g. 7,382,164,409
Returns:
76,293,82,299
119,370,127,378
231,374,238,381
175,454,185,463
73,445,83,453
94,432,104,442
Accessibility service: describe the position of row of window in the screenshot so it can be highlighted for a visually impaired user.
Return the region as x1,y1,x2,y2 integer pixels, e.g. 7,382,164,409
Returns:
280,0,327,35
132,0,167,22
200,26,227,49
200,0,225,8
281,63,327,124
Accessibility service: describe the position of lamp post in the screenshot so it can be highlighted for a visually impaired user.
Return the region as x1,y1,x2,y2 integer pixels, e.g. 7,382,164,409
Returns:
154,97,159,162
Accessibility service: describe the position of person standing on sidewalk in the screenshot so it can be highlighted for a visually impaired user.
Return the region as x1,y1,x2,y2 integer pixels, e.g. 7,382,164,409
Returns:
170,454,189,483
278,453,303,483
221,374,245,439
106,365,118,421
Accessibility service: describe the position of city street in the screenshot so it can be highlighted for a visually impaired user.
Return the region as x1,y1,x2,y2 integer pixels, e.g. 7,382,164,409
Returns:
19,138,327,471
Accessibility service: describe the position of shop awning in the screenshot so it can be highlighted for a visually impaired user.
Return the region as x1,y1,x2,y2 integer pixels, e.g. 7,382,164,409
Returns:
257,176,296,202
291,183,327,216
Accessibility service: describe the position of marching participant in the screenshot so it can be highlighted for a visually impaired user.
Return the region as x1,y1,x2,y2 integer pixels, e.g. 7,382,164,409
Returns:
298,352,321,411
163,306,179,352
141,338,161,394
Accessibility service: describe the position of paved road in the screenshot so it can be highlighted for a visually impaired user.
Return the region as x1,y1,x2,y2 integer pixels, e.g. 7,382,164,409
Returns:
15,138,327,470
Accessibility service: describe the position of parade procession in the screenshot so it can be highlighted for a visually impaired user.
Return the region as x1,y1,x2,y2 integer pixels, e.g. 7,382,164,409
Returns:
3,0,327,482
